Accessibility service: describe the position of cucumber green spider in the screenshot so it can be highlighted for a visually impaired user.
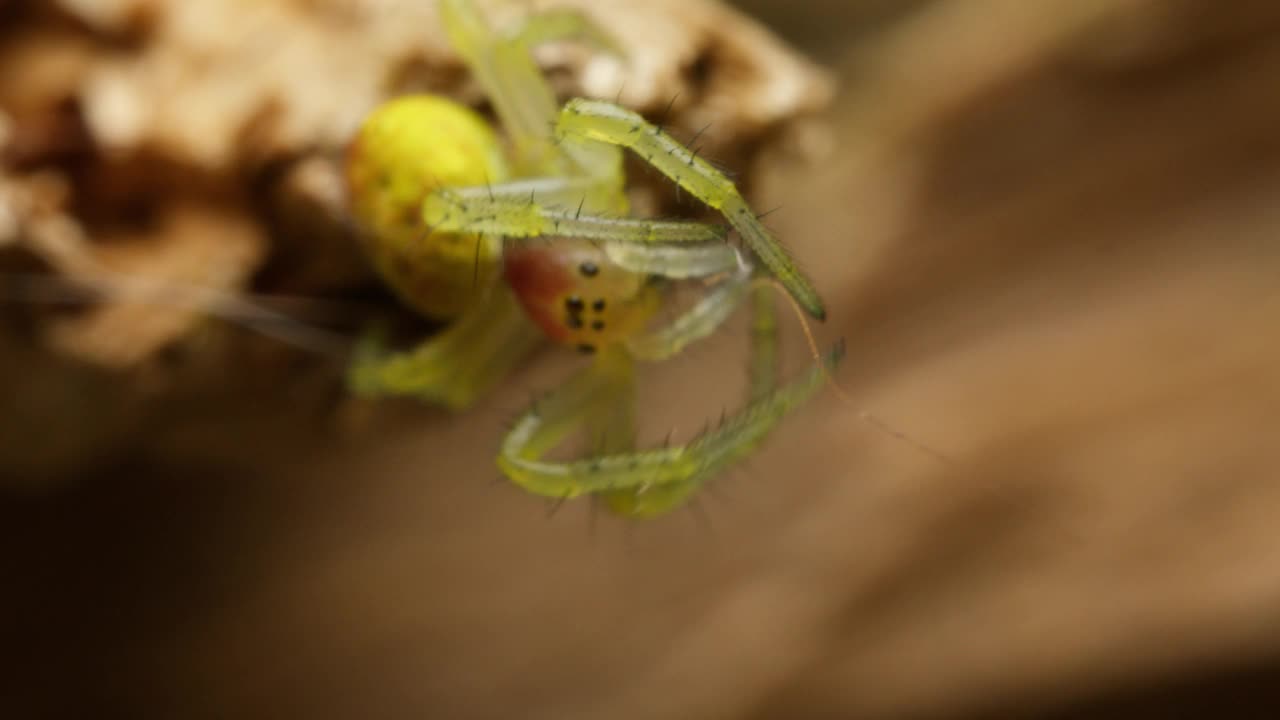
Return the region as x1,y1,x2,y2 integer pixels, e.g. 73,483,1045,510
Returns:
344,0,840,518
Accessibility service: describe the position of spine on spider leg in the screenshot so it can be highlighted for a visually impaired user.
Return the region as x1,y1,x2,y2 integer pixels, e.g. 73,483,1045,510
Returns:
555,99,827,320
556,99,734,203
723,199,825,321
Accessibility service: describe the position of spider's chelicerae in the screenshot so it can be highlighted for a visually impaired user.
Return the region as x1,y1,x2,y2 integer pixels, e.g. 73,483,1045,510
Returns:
345,0,840,517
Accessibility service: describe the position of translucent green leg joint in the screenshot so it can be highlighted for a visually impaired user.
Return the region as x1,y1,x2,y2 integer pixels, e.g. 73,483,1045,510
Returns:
497,287,843,518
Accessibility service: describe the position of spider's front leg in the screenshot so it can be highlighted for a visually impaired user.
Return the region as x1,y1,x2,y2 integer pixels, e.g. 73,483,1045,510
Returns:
422,187,737,276
553,99,828,321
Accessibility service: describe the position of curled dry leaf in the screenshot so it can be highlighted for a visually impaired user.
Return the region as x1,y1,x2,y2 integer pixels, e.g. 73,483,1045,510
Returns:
1,166,267,368
67,0,833,171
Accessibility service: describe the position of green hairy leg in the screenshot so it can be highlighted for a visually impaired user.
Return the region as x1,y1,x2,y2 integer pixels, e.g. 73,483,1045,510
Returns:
498,286,842,517
422,188,744,278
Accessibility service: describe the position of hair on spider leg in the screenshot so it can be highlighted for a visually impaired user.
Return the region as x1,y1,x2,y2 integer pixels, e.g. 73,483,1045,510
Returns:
687,121,714,149
654,92,681,133
690,418,713,445
699,154,740,182
546,491,572,519
660,427,675,449
678,132,715,185
755,205,784,222
685,144,703,173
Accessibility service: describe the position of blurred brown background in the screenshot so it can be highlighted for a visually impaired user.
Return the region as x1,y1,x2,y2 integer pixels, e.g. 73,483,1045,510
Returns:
5,0,1280,718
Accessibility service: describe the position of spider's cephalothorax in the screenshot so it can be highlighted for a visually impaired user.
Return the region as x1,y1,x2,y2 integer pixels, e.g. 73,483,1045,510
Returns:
345,0,840,518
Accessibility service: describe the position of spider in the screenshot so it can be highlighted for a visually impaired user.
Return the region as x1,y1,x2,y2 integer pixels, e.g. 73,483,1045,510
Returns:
344,0,841,518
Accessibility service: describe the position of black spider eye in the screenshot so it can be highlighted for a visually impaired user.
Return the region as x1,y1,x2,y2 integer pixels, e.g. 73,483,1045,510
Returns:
592,299,606,312
565,296,584,311
578,262,599,278
576,343,597,354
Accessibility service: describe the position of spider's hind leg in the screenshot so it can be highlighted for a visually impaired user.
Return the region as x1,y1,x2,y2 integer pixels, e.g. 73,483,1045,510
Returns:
598,283,790,517
348,284,541,411
497,282,841,518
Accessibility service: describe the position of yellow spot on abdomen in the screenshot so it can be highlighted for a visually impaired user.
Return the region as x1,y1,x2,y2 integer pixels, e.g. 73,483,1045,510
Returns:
346,95,509,319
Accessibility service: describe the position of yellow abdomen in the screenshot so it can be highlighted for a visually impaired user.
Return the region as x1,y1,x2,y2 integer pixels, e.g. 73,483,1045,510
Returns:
345,95,509,319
